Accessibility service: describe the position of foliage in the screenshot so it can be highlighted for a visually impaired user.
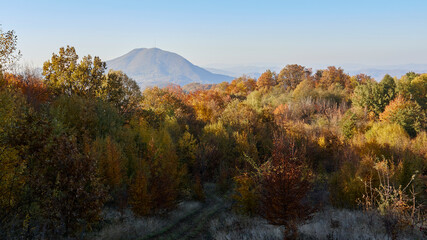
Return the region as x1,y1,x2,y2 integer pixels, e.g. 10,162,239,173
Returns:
277,64,312,90
223,75,256,97
0,27,21,71
256,70,277,91
43,46,106,97
101,70,141,118
34,134,107,236
315,66,351,90
341,110,358,139
380,95,426,137
1,32,427,238
0,90,27,216
365,122,410,148
329,156,372,208
352,74,397,116
259,131,314,238
130,127,185,215
292,78,315,100
232,172,259,215
91,136,125,194
358,159,424,239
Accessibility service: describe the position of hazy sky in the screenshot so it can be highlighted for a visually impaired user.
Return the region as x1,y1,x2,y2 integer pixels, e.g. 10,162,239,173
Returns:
2,0,427,68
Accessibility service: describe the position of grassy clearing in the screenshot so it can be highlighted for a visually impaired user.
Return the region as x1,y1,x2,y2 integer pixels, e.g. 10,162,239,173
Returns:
299,207,425,240
88,189,425,240
89,201,202,240
207,211,284,240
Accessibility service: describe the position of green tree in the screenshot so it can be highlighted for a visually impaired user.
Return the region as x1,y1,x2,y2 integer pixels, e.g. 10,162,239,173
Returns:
50,95,123,141
352,74,397,116
397,73,427,109
101,70,141,118
43,46,106,97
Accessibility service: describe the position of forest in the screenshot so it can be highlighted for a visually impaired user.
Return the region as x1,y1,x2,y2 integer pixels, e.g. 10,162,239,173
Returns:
0,28,426,239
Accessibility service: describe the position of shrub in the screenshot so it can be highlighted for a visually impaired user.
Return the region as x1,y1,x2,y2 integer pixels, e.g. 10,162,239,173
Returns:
365,122,410,149
232,173,259,215
380,95,426,137
329,157,372,208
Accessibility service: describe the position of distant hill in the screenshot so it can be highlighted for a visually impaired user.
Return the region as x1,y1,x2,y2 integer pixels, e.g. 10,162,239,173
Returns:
205,65,281,79
106,48,233,89
345,64,427,81
205,64,427,82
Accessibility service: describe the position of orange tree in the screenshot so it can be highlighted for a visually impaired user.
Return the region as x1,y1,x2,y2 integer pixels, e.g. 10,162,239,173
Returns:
259,130,315,239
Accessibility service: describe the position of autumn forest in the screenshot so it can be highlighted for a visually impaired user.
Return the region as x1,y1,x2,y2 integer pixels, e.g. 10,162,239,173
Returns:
1,28,426,239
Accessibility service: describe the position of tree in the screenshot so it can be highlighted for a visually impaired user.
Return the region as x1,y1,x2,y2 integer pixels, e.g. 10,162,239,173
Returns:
34,135,107,235
397,73,427,109
91,136,124,194
277,64,312,90
43,46,106,97
316,66,351,90
130,127,184,215
226,75,257,97
0,27,21,71
2,69,49,107
101,70,141,118
380,74,397,104
380,95,426,137
256,70,277,90
188,89,230,123
292,79,315,100
353,73,375,85
0,90,27,220
259,131,314,239
50,95,123,141
352,75,397,116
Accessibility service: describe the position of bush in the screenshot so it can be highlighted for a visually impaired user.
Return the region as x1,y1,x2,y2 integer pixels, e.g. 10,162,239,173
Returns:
232,173,259,215
380,95,426,137
365,122,410,149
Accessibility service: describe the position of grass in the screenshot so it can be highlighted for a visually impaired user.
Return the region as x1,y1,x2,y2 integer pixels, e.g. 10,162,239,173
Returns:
298,207,425,240
89,201,202,240
88,187,425,240
207,211,283,240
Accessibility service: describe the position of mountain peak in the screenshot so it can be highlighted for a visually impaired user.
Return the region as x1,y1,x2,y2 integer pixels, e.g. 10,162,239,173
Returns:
106,48,232,89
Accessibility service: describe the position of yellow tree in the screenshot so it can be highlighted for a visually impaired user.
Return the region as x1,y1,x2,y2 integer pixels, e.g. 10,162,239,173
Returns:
43,46,106,97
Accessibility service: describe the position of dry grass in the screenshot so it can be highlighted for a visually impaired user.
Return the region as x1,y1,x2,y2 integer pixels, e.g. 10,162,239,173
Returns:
89,201,201,240
208,211,283,240
88,199,424,240
299,207,425,240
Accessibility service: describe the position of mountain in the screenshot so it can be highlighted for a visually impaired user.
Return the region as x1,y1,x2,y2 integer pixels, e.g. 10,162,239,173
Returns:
106,48,233,89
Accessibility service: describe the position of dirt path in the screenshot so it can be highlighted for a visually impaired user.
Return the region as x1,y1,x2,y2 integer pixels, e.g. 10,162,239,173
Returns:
141,184,227,240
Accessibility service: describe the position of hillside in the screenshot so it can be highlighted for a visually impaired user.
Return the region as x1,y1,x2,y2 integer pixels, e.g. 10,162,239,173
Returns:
106,48,233,88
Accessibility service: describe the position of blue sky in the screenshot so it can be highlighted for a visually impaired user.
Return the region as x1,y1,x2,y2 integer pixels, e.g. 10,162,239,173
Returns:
1,0,427,68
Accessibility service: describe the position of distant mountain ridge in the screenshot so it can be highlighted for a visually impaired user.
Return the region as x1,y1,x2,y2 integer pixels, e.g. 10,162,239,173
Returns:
106,48,233,89
205,64,427,82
